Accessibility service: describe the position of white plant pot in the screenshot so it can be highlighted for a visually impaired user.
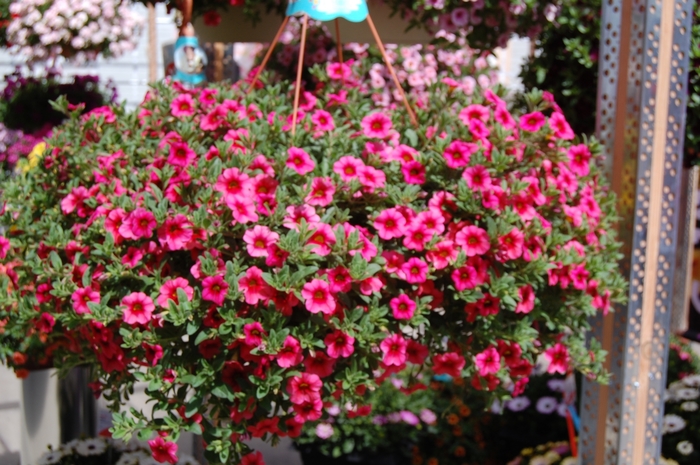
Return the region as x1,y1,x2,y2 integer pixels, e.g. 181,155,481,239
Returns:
20,369,60,465
193,0,432,45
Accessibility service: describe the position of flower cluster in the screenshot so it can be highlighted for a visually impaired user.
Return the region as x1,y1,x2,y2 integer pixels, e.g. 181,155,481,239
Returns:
36,437,199,465
507,441,575,465
6,0,143,63
0,57,623,464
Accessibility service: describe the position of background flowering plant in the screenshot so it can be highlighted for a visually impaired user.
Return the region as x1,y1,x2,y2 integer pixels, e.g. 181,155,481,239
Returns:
36,437,200,465
506,441,575,465
6,0,144,63
0,55,624,464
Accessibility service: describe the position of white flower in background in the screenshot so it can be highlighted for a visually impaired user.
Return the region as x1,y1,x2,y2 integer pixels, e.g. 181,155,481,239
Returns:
37,450,63,465
536,396,559,414
561,458,577,465
682,374,700,388
675,388,700,400
681,401,699,412
75,438,107,456
660,458,680,465
116,451,148,465
506,396,531,412
677,440,694,455
529,456,550,465
663,414,687,434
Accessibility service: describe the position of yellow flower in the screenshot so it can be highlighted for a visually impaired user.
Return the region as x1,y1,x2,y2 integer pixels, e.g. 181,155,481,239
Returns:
19,142,47,173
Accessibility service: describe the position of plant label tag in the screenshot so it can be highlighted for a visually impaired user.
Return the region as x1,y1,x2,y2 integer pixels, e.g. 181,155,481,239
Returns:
286,0,369,23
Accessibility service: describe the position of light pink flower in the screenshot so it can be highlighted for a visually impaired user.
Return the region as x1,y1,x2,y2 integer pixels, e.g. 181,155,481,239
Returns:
287,147,315,175
520,111,546,132
390,294,416,320
333,156,365,182
544,343,570,374
302,279,335,314
122,292,155,325
361,112,392,139
158,215,193,251
243,225,279,258
201,275,229,306
71,287,100,314
455,225,490,256
305,177,335,206
239,266,272,305
475,346,501,376
380,333,407,366
276,335,303,368
284,205,321,230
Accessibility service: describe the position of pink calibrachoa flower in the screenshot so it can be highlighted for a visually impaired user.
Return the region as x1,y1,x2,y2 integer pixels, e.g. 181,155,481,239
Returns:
243,322,267,346
432,352,466,378
167,142,196,168
443,140,478,168
170,94,195,118
287,147,315,175
374,208,407,240
71,287,100,314
544,342,570,374
427,240,458,270
469,119,490,140
305,177,336,206
399,257,429,284
326,266,352,293
201,275,229,306
61,186,90,216
403,224,431,251
520,111,546,132
327,62,352,80
304,352,336,378
452,265,479,292
307,223,336,257
157,215,193,251
229,197,259,224
390,294,417,320
284,205,321,230
302,279,335,314
497,228,524,261
241,451,266,465
549,112,575,140
401,160,426,184
239,266,272,305
463,165,492,192
455,225,490,256
292,397,323,424
333,156,364,182
357,165,386,192
287,372,322,404
494,104,516,129
215,167,251,203
324,330,355,358
515,285,535,314
119,208,157,240
122,292,155,325
361,112,393,139
459,104,490,124
276,335,303,368
567,144,592,177
157,278,194,308
475,346,501,376
148,437,178,464
380,333,407,367
311,110,335,132
243,225,279,258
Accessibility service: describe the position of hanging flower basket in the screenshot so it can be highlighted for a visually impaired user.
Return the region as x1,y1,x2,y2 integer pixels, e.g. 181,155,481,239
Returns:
0,56,625,464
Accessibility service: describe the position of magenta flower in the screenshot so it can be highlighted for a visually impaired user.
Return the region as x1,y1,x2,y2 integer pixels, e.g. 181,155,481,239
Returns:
469,119,490,140
452,265,479,292
276,335,303,368
427,240,458,270
567,144,592,177
544,343,570,374
170,94,195,118
380,333,407,366
455,225,490,256
283,205,320,230
122,292,155,325
157,278,194,308
311,110,335,132
305,177,336,207
307,223,336,257
333,156,365,182
243,322,266,347
374,208,407,240
243,225,279,258
515,284,535,314
215,168,251,203
459,104,490,124
292,397,323,424
229,197,259,225
304,352,336,378
520,111,546,132
361,112,392,139
287,147,315,175
0,236,10,259
403,224,430,251
401,160,426,185
390,294,417,320
239,266,272,305
302,279,335,315
463,165,492,192
148,437,178,465
167,142,196,168
399,257,429,284
549,112,574,140
494,104,516,129
497,228,524,261
324,330,355,358
326,266,352,293
119,208,157,240
287,372,322,404
157,214,193,251
71,287,100,314
201,275,229,306
443,140,478,168
475,346,501,376
357,165,386,192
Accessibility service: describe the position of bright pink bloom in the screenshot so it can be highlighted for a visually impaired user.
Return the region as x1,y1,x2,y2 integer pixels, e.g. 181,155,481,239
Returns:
122,292,155,325
302,279,335,315
61,186,90,216
380,333,407,367
307,224,336,256
475,346,501,376
520,111,546,132
443,140,478,168
549,112,575,140
515,285,535,314
399,257,429,284
497,228,524,261
287,147,315,175
415,209,445,235
37,313,56,333
104,208,127,242
306,177,336,206
241,451,265,465
276,335,303,368
201,275,229,306
148,437,178,464
229,197,259,224
432,352,466,378
215,168,251,203
327,266,352,293
158,215,193,250
167,142,196,168
333,156,364,182
288,372,322,404
469,119,490,140
170,94,195,117
494,104,516,129
544,343,570,374
374,208,407,240
459,104,490,124
427,240,458,270
243,322,266,346
304,352,336,378
292,397,323,424
401,160,426,184
403,224,431,251
463,165,492,192
284,205,321,230
71,287,100,314
0,236,10,259
327,62,352,80
311,110,335,132
570,265,590,290
390,294,416,320
239,266,272,305
243,225,279,258
357,165,386,191
119,208,157,240
568,144,592,177
361,112,392,139
157,278,194,308
455,225,490,256
324,330,355,358
452,266,479,291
